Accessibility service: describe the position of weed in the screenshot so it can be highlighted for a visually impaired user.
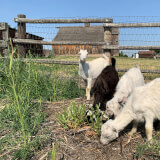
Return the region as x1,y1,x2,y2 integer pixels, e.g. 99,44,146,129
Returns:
56,102,87,129
0,51,86,159
56,102,103,136
51,143,56,160
87,105,104,136
135,132,160,159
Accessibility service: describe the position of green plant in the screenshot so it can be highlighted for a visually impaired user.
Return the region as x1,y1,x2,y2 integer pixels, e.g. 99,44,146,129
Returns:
0,52,48,159
56,102,104,136
135,132,160,159
51,143,56,160
119,51,128,57
87,105,104,136
56,102,87,129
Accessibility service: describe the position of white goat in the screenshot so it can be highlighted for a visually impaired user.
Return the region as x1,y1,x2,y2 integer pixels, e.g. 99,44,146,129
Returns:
78,49,111,100
100,78,160,145
106,66,144,117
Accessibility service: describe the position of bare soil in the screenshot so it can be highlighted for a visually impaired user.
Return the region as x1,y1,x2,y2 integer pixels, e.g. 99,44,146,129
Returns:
33,98,160,160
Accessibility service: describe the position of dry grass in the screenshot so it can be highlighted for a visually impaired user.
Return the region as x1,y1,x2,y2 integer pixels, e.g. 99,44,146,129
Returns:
53,55,160,70
53,55,160,81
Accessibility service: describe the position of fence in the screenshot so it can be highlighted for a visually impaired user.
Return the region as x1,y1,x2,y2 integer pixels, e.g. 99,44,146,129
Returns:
1,15,160,76
12,15,160,55
2,15,160,56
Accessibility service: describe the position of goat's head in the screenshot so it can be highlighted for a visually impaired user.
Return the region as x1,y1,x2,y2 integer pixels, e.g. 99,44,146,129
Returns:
100,119,118,144
106,97,126,117
79,49,88,63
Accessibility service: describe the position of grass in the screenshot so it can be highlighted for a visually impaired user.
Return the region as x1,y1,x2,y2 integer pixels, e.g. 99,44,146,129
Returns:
1,52,160,159
56,102,87,129
56,102,103,136
51,55,160,81
136,132,160,159
0,52,85,159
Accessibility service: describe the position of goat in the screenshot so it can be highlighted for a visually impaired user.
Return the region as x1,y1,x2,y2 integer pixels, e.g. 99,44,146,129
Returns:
100,78,160,144
91,58,119,111
86,58,119,122
106,66,144,117
78,49,111,100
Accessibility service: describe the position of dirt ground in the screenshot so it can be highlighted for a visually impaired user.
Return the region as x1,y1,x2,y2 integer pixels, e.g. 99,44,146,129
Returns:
33,98,160,160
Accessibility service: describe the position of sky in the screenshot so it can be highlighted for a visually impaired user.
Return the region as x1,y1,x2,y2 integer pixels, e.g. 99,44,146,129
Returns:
1,0,160,28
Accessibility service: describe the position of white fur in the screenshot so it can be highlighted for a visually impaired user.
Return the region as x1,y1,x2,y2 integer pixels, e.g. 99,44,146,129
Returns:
78,49,111,100
106,66,144,117
101,78,160,144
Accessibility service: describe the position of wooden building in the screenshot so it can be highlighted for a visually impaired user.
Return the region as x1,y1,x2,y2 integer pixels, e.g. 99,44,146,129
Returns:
52,24,119,56
138,51,155,58
0,26,44,56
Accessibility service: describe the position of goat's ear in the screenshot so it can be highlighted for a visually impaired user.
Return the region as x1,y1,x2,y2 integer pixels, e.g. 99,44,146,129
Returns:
122,96,127,103
118,98,122,103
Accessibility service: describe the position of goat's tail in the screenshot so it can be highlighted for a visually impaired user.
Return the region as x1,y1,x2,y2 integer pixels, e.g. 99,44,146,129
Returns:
135,64,140,68
102,53,112,65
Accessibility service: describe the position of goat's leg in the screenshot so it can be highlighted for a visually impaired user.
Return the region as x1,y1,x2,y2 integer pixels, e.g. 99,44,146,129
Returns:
145,117,153,141
128,120,138,137
86,78,92,100
83,79,87,87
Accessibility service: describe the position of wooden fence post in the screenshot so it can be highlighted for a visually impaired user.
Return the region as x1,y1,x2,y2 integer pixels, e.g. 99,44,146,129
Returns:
17,14,26,57
103,25,112,57
104,19,119,57
111,27,119,56
1,23,9,56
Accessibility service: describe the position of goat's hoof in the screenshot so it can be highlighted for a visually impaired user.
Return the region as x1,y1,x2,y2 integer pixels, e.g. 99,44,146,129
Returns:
87,97,90,101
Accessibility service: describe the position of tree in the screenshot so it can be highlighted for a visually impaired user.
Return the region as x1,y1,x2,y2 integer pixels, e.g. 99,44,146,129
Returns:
119,51,128,57
153,49,160,55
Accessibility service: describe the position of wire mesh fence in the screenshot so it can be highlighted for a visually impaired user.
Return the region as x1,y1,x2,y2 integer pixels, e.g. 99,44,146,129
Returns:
12,16,160,56
1,16,160,81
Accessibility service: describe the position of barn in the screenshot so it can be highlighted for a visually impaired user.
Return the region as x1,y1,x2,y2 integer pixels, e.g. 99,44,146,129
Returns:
0,26,44,56
138,51,155,58
52,23,119,56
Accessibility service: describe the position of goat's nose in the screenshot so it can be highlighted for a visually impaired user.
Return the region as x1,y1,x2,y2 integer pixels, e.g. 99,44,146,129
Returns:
83,58,86,61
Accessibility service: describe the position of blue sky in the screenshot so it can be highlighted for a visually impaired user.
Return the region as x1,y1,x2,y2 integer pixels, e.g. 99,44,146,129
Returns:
1,0,160,27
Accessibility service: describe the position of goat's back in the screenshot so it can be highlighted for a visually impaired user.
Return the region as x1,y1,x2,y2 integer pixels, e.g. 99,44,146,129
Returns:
125,78,160,120
87,57,110,79
116,67,144,96
91,65,119,110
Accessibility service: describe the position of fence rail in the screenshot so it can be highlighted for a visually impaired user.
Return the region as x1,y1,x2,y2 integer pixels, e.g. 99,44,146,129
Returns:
12,39,106,45
14,18,113,23
13,39,160,50
1,57,160,74
104,23,160,27
103,45,160,50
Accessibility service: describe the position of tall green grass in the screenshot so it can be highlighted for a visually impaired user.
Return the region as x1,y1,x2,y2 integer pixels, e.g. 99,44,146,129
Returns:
0,52,85,159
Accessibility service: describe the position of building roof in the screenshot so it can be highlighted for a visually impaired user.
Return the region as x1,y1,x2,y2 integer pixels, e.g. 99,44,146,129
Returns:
53,25,104,43
9,27,44,40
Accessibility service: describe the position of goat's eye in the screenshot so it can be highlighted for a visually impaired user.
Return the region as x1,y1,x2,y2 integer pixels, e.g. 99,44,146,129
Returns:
104,135,110,138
